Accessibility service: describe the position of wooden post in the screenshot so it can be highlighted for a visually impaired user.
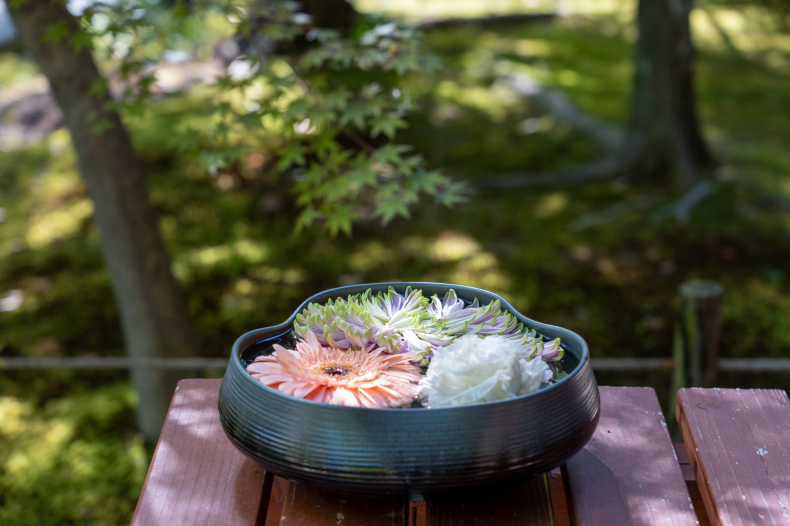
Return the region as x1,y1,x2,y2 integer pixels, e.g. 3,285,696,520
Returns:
678,280,724,387
667,279,723,439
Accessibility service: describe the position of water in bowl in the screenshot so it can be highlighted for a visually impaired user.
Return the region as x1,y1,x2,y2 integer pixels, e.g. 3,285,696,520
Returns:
239,328,580,406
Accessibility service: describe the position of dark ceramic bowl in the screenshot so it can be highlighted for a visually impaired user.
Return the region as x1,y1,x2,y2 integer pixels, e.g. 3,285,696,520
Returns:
219,282,599,495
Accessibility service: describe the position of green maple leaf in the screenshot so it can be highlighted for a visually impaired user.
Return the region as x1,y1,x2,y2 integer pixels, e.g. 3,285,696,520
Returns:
313,133,341,160
43,21,70,46
295,207,324,234
324,205,357,237
371,114,406,139
239,111,264,129
373,144,411,165
276,142,307,171
435,181,469,206
69,28,94,53
339,104,368,129
324,89,350,112
373,197,411,225
411,170,446,195
302,163,327,185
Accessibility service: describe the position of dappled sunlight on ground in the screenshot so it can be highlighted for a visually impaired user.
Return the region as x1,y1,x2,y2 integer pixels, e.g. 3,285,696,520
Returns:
0,386,147,524
356,0,634,21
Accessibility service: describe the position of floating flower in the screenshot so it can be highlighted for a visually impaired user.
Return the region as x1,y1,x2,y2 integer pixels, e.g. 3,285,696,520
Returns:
294,287,452,355
248,331,421,408
416,334,551,408
294,296,373,349
292,287,563,364
427,291,561,362
502,330,564,362
361,287,428,325
428,290,479,334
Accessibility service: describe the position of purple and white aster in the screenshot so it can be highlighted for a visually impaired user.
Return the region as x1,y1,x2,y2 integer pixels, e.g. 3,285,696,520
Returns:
428,290,480,335
361,287,452,355
362,287,427,324
536,338,564,361
502,329,564,362
293,287,563,364
431,294,521,337
294,297,350,346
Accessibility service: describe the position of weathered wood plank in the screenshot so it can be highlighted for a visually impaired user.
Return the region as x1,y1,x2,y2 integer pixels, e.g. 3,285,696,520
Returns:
548,469,571,526
263,477,288,526
408,499,426,526
674,442,696,482
279,482,408,525
425,474,554,525
131,379,268,526
674,442,713,526
676,388,790,526
562,386,698,525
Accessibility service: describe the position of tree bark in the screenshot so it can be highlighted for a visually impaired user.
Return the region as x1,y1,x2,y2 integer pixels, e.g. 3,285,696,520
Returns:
623,0,713,188
9,0,197,442
300,0,356,33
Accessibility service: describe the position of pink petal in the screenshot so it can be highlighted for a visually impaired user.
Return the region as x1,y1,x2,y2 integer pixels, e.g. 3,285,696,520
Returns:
278,381,308,396
304,386,327,403
361,387,390,407
357,389,383,408
293,382,322,399
246,362,284,374
335,388,360,407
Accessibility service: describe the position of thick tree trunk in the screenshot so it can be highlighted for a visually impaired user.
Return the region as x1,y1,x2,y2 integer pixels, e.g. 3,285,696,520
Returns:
623,0,713,188
10,0,197,442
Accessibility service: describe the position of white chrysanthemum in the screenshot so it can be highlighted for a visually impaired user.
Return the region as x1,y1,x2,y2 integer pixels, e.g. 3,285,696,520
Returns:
416,334,551,408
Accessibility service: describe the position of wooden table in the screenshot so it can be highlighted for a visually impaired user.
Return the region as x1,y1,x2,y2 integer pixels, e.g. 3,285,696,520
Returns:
130,380,790,526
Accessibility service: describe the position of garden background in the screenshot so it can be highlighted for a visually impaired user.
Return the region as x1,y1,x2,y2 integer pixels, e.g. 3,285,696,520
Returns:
1,0,790,524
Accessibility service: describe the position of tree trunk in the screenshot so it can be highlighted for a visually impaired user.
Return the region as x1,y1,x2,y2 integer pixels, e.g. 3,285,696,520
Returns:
622,0,713,188
9,0,197,442
300,0,356,33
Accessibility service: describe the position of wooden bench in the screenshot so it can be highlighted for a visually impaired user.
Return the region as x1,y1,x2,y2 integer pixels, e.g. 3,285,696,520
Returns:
676,388,790,526
130,380,790,525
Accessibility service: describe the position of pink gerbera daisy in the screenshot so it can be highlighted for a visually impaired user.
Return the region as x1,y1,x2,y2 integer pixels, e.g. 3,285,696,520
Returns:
247,331,422,408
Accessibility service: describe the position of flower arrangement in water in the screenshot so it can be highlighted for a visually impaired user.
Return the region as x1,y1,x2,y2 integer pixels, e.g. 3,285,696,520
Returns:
248,331,421,408
246,287,565,408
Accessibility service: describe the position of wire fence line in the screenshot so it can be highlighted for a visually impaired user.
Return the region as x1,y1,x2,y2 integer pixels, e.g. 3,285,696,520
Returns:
0,357,229,370
2,356,790,372
717,358,790,373
589,358,673,372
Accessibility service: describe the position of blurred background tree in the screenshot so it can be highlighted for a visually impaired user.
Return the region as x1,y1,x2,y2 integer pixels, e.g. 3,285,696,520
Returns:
2,0,790,523
7,0,460,442
9,0,200,443
623,0,713,187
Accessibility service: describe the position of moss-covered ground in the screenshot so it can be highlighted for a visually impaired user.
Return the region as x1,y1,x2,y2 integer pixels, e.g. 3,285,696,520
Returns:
2,2,790,523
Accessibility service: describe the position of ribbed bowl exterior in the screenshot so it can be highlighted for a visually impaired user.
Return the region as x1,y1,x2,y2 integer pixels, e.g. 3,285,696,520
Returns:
219,282,600,495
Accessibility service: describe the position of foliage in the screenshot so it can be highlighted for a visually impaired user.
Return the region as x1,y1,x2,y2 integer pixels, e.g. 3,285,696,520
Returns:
79,0,464,236
0,384,147,526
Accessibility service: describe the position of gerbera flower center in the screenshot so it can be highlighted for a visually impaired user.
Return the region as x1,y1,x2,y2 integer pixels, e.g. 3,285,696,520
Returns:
314,362,359,377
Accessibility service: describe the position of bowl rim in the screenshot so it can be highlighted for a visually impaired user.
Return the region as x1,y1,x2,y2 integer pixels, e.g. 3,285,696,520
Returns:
227,281,590,412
